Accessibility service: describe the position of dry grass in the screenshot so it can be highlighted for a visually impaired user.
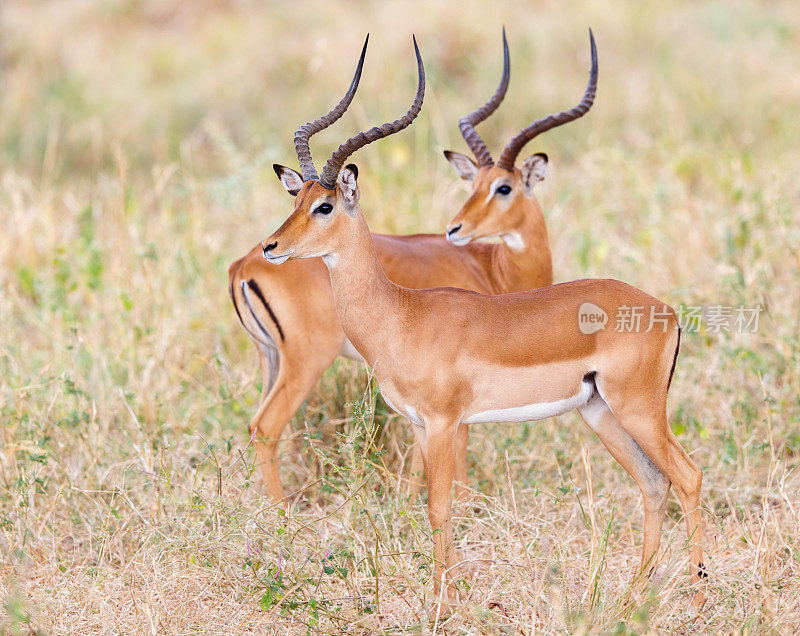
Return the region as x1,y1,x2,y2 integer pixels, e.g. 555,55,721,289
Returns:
1,0,800,633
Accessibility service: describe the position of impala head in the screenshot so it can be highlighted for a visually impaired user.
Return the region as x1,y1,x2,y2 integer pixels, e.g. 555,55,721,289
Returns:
262,166,363,264
444,152,549,247
263,36,425,265
444,29,598,247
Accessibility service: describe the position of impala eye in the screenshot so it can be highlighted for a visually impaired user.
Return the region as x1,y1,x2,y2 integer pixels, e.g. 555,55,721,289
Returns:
314,203,333,215
496,185,512,196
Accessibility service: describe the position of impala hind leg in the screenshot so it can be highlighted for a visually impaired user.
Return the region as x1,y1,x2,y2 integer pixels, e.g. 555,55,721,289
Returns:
605,396,705,604
663,430,706,604
249,344,339,501
578,391,670,581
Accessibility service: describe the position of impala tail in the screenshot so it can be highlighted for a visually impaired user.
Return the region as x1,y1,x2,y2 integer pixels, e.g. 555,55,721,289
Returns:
667,325,682,391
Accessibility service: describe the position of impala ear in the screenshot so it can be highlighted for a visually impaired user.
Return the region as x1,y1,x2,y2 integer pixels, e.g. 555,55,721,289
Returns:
273,164,304,196
444,150,479,182
338,164,360,208
520,153,548,188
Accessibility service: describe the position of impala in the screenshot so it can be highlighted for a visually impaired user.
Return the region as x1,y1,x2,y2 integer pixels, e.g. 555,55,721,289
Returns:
261,35,706,606
230,30,597,501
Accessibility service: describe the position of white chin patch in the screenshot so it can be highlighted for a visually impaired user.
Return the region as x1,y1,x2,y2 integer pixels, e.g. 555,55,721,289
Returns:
265,253,292,265
447,234,472,246
502,232,525,250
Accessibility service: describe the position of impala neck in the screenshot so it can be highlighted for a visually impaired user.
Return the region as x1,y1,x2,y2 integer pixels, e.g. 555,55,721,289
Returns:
322,212,399,364
488,199,552,292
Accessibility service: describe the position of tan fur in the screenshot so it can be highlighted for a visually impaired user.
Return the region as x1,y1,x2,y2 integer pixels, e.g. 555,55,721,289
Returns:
262,176,705,607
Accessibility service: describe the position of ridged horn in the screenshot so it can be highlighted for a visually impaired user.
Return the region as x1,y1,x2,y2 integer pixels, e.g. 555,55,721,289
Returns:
496,29,598,171
458,27,510,167
318,35,426,189
293,35,369,182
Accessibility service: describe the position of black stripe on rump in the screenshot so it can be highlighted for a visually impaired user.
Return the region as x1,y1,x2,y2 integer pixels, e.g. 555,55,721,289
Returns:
229,260,246,327
247,278,285,342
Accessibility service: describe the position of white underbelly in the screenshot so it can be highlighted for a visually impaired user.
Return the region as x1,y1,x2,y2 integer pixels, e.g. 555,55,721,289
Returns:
462,376,594,424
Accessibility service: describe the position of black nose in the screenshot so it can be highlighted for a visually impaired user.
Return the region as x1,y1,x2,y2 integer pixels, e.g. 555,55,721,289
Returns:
262,241,277,254
447,224,462,236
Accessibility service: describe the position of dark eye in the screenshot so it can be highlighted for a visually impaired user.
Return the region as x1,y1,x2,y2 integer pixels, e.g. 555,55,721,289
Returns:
496,185,512,196
314,203,333,215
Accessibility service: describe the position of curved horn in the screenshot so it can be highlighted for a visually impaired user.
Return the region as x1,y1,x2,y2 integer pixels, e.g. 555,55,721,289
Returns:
458,27,510,167
318,35,425,189
496,29,597,171
293,35,369,182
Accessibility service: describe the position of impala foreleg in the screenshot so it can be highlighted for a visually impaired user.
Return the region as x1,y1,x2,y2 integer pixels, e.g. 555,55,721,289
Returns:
407,422,469,502
416,418,460,608
406,443,425,500
453,423,469,501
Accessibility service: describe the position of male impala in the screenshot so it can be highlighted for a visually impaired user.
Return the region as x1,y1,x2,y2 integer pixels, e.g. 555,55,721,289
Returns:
261,35,706,606
230,30,597,501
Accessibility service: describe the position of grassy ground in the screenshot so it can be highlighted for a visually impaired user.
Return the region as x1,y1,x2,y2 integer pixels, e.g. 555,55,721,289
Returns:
1,0,799,633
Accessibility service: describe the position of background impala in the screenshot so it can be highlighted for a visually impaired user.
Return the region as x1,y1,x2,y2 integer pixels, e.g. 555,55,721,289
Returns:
1,1,797,632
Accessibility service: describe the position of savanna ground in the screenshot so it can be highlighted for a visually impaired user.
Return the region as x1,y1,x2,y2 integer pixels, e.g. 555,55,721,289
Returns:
1,1,799,633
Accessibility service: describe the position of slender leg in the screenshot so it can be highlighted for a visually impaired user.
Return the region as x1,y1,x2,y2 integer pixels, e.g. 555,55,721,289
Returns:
578,392,671,579
406,443,425,500
249,347,339,501
407,422,470,501
415,417,459,608
665,431,706,604
608,399,705,605
453,423,469,501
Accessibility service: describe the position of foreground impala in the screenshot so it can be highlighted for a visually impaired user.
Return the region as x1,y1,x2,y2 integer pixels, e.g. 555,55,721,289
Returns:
261,36,706,607
230,30,597,501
